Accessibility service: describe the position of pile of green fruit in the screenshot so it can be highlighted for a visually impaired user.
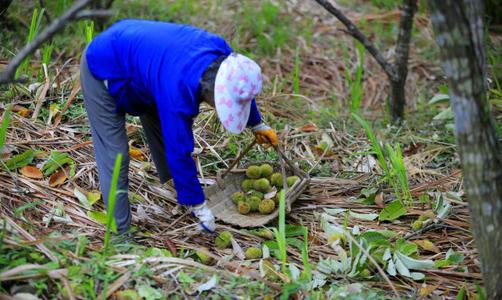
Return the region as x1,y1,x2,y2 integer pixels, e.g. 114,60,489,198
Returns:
231,163,299,215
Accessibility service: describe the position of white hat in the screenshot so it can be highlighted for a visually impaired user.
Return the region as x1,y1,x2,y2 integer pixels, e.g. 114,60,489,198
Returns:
214,53,263,134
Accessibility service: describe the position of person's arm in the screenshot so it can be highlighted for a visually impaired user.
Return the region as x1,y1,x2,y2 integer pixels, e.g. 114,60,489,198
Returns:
158,110,205,206
246,99,262,127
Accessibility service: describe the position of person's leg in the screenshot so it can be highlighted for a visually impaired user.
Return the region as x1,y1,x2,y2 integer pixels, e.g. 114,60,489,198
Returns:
139,108,172,183
80,52,131,234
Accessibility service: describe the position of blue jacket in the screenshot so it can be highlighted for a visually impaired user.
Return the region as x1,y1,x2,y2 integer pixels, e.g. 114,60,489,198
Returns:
86,20,262,206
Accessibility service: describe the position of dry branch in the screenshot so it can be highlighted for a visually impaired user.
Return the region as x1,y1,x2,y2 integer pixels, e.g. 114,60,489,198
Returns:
314,0,417,122
0,0,113,85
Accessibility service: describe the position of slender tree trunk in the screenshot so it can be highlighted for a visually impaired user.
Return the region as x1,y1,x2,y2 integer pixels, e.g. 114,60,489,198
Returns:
314,0,416,123
390,0,417,122
428,1,502,298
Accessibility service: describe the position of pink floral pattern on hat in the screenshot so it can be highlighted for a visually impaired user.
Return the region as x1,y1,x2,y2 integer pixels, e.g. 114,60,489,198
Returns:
214,53,263,134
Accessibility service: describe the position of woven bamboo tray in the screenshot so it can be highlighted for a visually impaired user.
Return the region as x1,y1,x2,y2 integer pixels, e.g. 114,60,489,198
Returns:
205,144,310,228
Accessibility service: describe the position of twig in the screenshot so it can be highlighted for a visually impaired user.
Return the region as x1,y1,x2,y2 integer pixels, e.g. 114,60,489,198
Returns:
313,0,397,81
38,0,52,23
32,63,50,120
0,0,112,84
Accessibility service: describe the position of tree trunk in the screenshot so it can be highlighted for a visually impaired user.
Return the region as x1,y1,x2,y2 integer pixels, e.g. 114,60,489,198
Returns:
427,1,502,298
390,0,417,123
389,79,405,121
314,0,417,123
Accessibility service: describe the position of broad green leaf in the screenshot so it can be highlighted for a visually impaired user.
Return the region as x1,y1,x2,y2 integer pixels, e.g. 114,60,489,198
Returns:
138,285,163,300
445,249,464,264
410,272,426,280
370,230,398,238
87,211,117,233
145,247,172,257
197,275,217,293
86,190,101,205
456,286,466,300
394,254,411,277
178,271,195,284
433,107,454,120
74,188,91,209
349,210,378,221
379,200,406,221
5,149,36,171
395,251,434,270
286,237,304,250
285,225,306,237
428,93,450,105
386,258,396,276
396,239,418,256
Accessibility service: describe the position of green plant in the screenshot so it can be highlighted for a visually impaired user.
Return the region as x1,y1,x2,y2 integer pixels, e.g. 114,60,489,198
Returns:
16,8,45,79
385,143,412,205
101,153,123,298
84,20,94,44
293,46,300,94
103,153,123,255
353,113,412,206
342,41,365,113
352,114,390,178
300,224,312,281
38,43,54,81
272,189,287,273
0,105,11,151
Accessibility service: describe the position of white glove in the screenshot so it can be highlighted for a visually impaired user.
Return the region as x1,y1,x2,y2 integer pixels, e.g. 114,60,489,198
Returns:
191,201,215,233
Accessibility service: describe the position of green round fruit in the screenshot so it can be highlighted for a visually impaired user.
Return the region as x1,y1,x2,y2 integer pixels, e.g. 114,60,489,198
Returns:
287,176,299,187
245,247,263,259
270,172,283,188
231,191,246,204
260,163,273,178
248,190,264,199
246,165,262,179
411,220,423,231
238,201,251,215
215,231,233,249
241,179,255,192
196,248,214,265
253,178,271,193
247,196,261,212
259,199,276,214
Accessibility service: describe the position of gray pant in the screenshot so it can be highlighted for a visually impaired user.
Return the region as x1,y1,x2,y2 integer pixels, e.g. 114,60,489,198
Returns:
80,53,171,234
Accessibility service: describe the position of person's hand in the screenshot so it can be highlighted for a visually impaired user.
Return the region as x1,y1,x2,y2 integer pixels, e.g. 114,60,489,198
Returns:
191,201,215,233
252,123,278,146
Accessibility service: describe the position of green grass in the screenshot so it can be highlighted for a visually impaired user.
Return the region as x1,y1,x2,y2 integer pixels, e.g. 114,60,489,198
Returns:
0,105,11,151
103,153,123,255
16,8,45,79
293,46,301,94
84,20,94,45
353,113,413,206
272,189,287,273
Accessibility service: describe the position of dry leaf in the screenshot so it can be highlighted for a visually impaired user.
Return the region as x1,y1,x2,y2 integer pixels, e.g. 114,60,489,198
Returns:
129,148,146,161
49,168,68,187
12,105,30,118
299,123,318,132
374,192,384,208
19,166,43,179
418,284,438,298
414,239,440,253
